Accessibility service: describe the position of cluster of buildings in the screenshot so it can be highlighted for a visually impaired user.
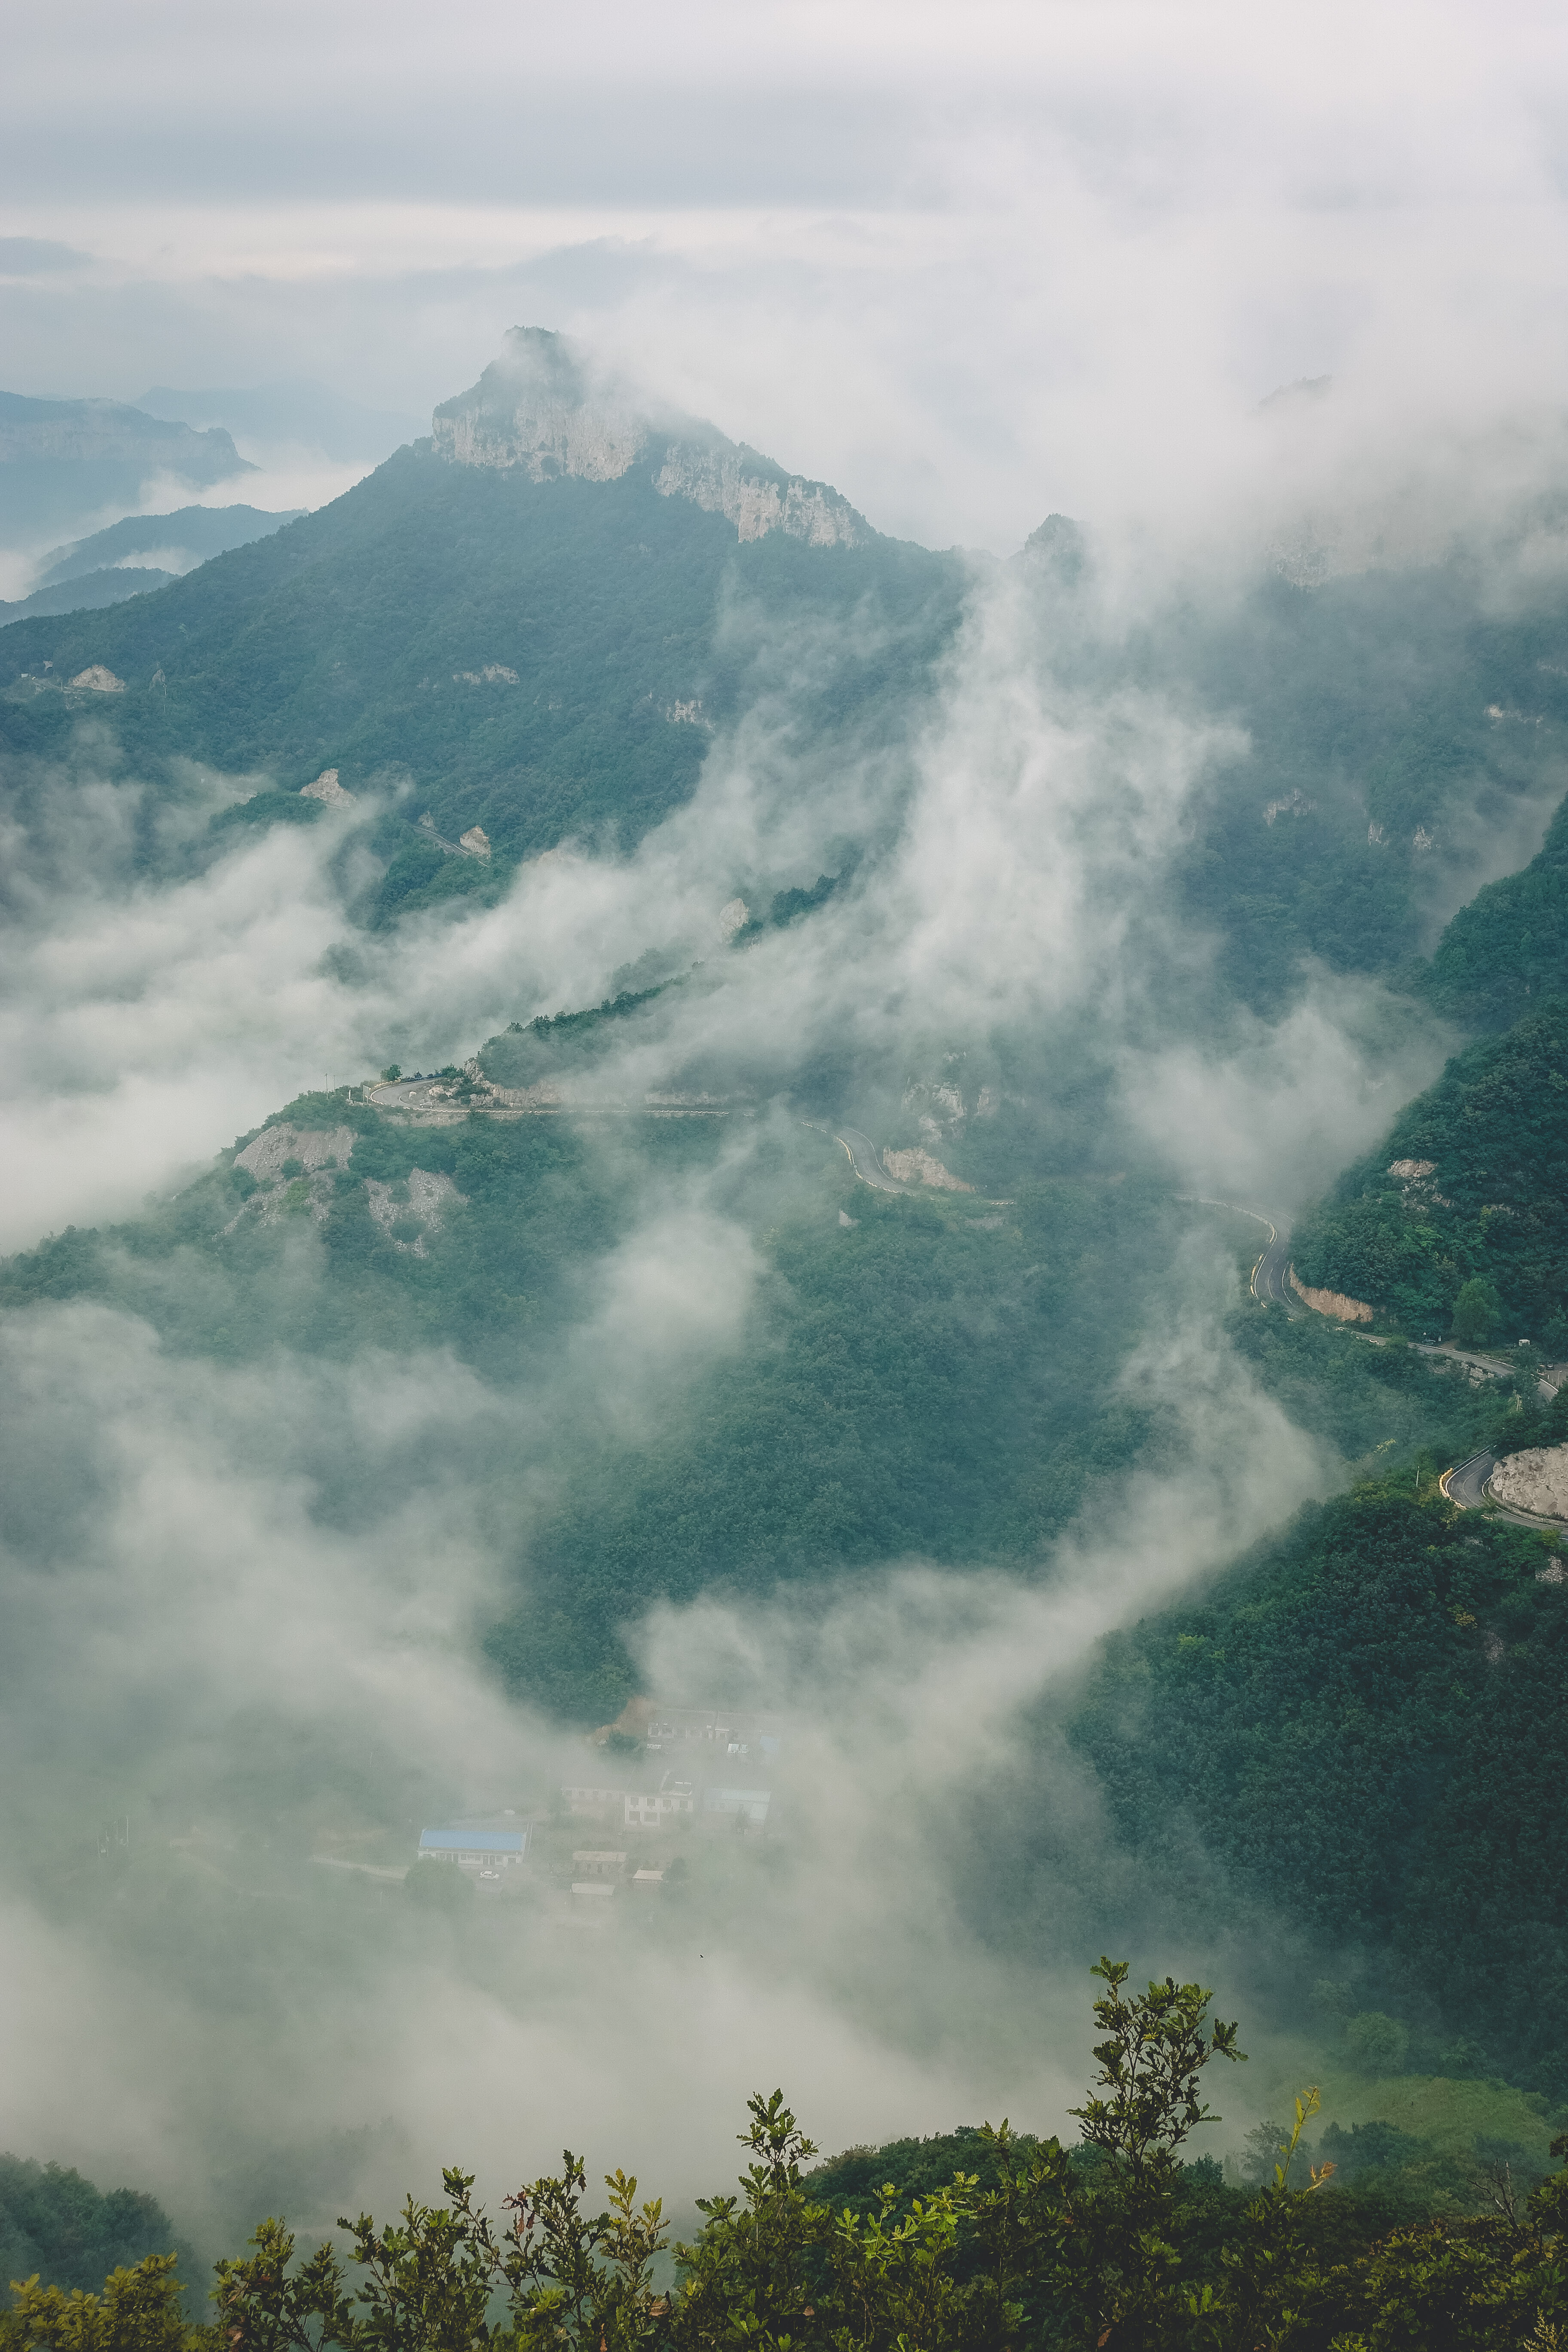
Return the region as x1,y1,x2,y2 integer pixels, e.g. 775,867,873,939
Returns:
562,1705,781,1837
569,1850,667,1905
413,1706,783,1908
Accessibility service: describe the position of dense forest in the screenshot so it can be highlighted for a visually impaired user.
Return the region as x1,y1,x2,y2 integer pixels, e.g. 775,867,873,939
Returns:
1066,1485,1568,2100
11,1965,1568,2351
1422,785,1568,1029
1290,1001,1568,1341
5,394,1568,985
0,2158,187,2302
0,441,964,899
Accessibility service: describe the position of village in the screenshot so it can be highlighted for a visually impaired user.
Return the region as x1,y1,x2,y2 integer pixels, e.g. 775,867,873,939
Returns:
410,1703,783,1922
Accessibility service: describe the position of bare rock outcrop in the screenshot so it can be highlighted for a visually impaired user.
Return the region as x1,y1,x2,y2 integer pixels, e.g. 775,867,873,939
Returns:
364,1168,468,1256
235,1123,356,1181
1289,1265,1373,1323
68,665,125,692
882,1147,974,1193
1490,1444,1568,1522
433,327,869,549
225,1121,356,1231
300,768,355,806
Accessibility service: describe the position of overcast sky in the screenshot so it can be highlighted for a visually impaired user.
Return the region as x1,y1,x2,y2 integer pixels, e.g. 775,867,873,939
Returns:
5,0,1568,544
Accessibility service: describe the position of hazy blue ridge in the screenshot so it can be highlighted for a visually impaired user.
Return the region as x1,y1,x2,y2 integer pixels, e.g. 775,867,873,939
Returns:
0,389,255,538
34,502,304,588
0,564,181,620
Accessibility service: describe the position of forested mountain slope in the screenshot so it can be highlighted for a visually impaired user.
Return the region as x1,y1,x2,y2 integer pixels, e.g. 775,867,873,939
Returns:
1422,783,1568,1027
1290,1002,1568,1341
6,331,1568,979
1067,1485,1568,2100
0,335,961,881
1144,564,1568,1014
0,2155,188,2298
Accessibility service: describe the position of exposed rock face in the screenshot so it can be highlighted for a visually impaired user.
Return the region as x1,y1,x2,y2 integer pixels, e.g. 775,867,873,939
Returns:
1491,1443,1568,1521
717,897,748,942
652,444,860,547
67,665,125,692
235,1123,356,1181
459,825,491,857
433,328,647,481
226,1122,357,1232
432,327,869,549
364,1167,468,1256
1289,1265,1373,1323
300,768,355,806
882,1147,974,1193
1389,1158,1436,1180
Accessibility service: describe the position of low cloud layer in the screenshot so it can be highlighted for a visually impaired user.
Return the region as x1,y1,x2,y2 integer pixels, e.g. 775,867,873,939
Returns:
5,4,1568,554
3,121,1562,2257
0,1203,1332,2249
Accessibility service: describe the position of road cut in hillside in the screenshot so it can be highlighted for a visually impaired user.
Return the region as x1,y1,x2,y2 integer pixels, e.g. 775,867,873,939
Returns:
1489,1442,1568,1521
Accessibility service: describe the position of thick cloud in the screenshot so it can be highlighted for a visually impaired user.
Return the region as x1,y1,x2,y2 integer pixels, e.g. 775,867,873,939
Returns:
0,1213,1331,2249
3,3,1568,549
4,1,1565,2244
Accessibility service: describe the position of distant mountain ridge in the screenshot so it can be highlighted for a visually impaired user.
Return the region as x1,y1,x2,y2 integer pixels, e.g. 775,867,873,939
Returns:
0,389,254,539
34,503,303,590
0,564,181,622
0,390,250,474
135,380,423,463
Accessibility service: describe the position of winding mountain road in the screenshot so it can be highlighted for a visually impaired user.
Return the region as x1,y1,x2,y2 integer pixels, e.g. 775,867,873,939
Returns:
1440,1453,1497,1512
1178,1197,1568,1531
833,1128,908,1191
1249,1225,1301,1313
830,1162,1566,1531
1178,1198,1303,1314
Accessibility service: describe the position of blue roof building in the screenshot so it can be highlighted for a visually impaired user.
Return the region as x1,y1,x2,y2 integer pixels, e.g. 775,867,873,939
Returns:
418,1826,527,1870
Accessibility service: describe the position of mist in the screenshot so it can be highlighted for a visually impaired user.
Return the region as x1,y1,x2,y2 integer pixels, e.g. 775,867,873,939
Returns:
0,506,1464,2247
4,0,1567,2294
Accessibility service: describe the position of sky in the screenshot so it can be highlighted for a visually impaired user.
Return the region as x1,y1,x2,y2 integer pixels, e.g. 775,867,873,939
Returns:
5,0,1568,547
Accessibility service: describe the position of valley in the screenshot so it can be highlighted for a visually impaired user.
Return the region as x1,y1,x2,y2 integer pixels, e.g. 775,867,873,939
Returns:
6,319,1568,2338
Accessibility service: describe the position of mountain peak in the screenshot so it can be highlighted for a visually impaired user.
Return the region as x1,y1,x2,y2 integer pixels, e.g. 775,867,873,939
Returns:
432,326,870,549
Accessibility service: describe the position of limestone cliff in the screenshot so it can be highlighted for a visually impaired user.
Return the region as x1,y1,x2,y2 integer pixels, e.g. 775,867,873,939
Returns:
432,328,869,549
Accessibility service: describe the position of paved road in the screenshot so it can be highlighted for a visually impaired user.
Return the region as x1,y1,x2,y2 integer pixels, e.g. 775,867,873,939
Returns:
1179,1198,1302,1314
369,1076,469,1112
830,1128,909,1192
1250,1227,1300,1314
1440,1452,1497,1511
1440,1447,1568,1528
